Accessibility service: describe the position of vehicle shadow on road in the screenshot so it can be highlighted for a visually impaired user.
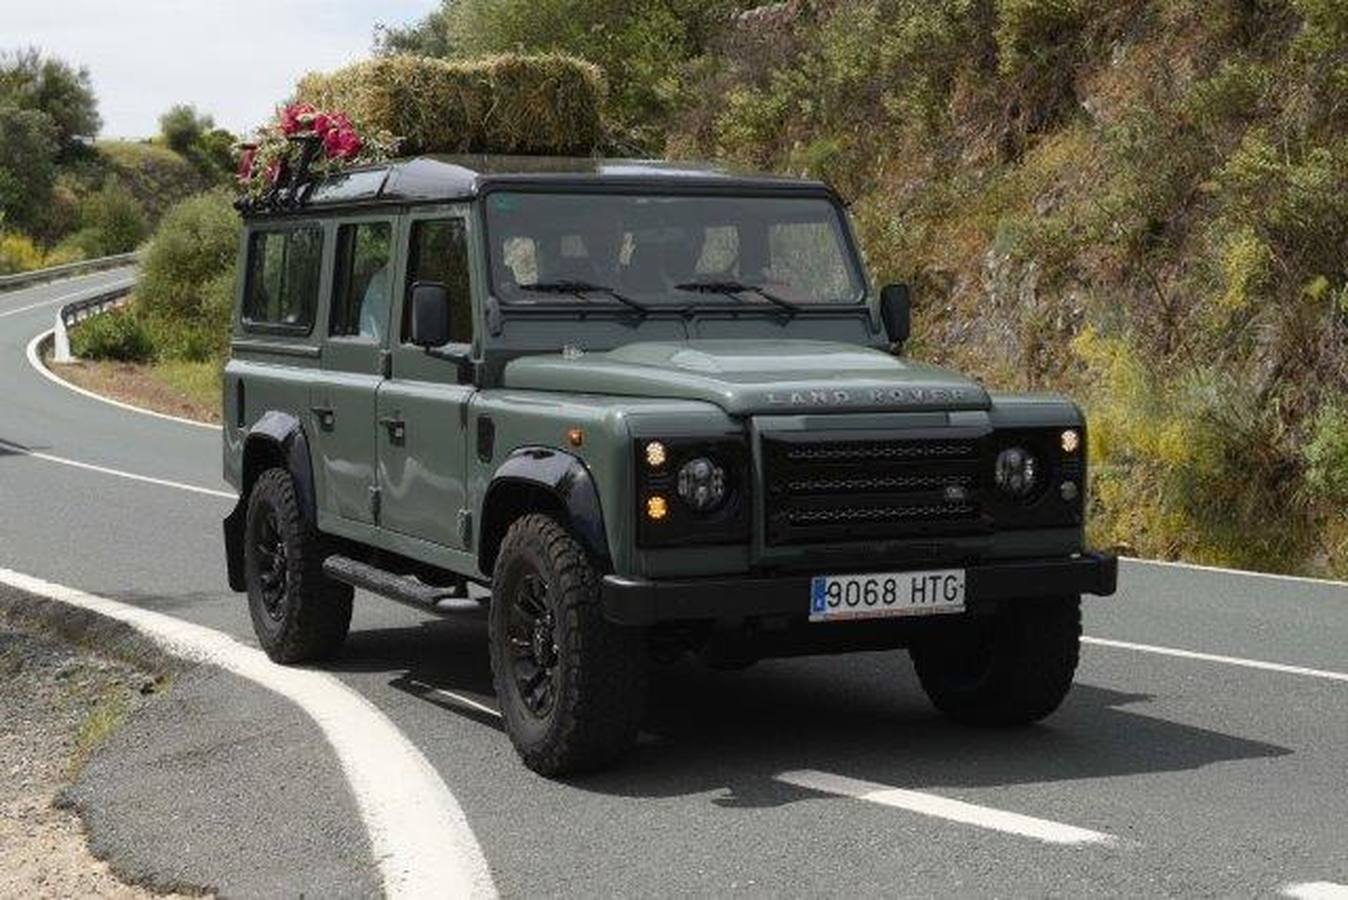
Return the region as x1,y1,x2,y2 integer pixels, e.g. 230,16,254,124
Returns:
586,652,1293,806
327,619,1291,805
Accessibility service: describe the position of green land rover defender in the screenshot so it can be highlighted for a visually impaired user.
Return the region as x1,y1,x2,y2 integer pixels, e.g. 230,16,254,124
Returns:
221,156,1118,775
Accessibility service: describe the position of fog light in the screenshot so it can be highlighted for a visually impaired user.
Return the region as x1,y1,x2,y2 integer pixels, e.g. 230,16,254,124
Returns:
1060,481,1079,502
1061,429,1081,454
646,495,669,521
645,441,667,468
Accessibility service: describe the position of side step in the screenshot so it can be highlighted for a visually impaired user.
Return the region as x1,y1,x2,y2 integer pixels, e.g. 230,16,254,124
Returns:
322,555,484,616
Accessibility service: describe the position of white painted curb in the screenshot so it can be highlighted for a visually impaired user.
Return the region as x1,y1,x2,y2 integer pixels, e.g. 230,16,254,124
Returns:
27,329,222,432
0,568,496,899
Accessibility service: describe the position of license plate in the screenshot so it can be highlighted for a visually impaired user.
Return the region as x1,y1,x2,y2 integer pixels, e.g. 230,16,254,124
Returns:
809,569,966,622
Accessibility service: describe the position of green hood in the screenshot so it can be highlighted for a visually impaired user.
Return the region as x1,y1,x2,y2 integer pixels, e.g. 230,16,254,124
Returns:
502,340,989,415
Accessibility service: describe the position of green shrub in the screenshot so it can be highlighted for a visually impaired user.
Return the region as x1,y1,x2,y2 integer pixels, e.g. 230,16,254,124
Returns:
140,270,234,363
0,231,44,274
136,189,239,324
70,308,154,363
994,0,1084,73
1304,401,1348,504
296,53,607,155
72,178,148,257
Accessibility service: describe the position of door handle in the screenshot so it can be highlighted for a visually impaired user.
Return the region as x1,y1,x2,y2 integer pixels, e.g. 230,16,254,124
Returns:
310,406,335,430
379,416,406,444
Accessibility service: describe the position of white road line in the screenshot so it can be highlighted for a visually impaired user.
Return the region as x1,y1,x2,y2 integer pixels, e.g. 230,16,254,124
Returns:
0,438,236,500
1127,557,1348,589
0,278,134,319
1284,883,1348,899
776,770,1116,847
1083,637,1348,684
25,329,223,432
0,567,496,899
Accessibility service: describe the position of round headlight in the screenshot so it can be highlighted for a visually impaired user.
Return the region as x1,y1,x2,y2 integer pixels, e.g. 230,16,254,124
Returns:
995,446,1039,497
677,457,727,513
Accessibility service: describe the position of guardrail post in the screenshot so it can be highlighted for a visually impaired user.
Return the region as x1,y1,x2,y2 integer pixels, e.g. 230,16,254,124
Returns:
53,310,73,363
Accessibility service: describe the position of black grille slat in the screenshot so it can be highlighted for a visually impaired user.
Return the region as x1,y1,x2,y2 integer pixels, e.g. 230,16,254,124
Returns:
763,434,986,546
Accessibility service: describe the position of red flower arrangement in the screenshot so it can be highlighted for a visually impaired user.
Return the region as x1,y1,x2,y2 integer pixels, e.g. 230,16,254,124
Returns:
236,102,398,203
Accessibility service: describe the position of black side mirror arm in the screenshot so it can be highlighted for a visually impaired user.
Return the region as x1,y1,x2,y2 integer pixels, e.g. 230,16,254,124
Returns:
424,344,478,385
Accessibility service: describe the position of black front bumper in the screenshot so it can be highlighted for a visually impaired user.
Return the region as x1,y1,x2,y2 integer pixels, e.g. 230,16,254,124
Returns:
601,552,1118,626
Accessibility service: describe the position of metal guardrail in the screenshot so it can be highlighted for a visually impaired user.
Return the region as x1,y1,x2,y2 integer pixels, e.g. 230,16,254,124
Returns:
0,252,138,293
51,282,136,363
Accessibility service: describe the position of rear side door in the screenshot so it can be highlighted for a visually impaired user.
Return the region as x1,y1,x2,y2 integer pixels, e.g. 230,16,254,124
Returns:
309,217,397,524
375,208,477,549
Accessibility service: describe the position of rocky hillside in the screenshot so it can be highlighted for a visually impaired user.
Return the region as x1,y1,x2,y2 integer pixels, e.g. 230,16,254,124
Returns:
658,0,1347,575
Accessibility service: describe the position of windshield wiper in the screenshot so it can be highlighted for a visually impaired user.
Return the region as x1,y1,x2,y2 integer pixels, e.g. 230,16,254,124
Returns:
674,280,801,315
520,280,650,315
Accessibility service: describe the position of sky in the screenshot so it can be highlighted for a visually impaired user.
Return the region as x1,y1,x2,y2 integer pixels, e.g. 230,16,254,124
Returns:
5,0,438,139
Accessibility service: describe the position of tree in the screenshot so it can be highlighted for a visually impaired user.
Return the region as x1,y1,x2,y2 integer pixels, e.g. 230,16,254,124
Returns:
0,48,100,144
374,7,457,57
159,103,213,155
0,105,60,233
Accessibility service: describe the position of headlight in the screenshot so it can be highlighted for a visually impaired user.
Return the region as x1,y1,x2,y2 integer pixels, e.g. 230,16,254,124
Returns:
995,446,1039,497
677,456,727,513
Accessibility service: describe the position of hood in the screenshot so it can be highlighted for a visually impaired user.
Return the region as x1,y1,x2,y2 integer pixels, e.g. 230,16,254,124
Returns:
502,340,989,416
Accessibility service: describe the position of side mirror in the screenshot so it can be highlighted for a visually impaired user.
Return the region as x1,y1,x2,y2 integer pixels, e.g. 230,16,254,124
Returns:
408,282,450,348
880,282,912,345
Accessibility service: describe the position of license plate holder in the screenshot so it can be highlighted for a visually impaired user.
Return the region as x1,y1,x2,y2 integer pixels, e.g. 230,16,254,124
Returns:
809,569,966,622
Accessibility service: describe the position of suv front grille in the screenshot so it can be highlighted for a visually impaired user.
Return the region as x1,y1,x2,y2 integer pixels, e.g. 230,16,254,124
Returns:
763,434,986,546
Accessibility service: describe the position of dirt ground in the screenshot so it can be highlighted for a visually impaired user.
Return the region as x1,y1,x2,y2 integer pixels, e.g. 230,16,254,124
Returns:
46,359,220,425
0,624,200,898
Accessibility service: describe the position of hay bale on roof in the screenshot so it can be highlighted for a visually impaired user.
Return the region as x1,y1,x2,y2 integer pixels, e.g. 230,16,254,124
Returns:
296,54,607,157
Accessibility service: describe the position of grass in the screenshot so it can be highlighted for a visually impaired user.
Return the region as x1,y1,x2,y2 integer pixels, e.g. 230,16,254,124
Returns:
68,689,131,777
48,355,221,424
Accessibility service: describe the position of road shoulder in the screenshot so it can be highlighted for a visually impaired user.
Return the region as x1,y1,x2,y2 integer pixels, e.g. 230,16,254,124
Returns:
0,587,382,898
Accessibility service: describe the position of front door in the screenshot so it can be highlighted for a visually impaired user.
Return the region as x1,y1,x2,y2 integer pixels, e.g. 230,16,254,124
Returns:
311,217,396,524
376,209,476,548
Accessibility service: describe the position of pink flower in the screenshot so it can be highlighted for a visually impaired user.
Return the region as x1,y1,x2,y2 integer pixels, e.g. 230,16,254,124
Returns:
311,112,332,137
279,103,315,136
323,126,362,160
236,144,258,183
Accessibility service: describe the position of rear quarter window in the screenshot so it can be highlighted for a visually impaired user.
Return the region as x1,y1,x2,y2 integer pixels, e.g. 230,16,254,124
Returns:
243,226,324,332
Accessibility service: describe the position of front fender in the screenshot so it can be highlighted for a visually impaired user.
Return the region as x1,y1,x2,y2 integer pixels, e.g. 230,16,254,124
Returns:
479,447,610,573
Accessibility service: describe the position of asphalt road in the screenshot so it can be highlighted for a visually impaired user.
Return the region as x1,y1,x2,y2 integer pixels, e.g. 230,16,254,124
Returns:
2,270,1346,897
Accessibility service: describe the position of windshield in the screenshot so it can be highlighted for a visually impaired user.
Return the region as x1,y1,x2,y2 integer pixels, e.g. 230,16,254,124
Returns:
484,192,865,306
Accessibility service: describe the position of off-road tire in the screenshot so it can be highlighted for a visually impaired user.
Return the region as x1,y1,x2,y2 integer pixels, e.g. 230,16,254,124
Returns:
244,467,353,663
489,513,647,775
910,596,1081,726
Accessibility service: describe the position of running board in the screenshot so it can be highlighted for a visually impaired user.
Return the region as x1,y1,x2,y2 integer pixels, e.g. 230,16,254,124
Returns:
322,555,483,616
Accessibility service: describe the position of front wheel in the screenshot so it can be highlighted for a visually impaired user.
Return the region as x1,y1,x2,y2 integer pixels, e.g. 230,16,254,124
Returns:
489,513,647,775
910,596,1080,726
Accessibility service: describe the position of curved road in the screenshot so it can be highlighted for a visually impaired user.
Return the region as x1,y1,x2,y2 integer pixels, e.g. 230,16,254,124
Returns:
2,269,1347,897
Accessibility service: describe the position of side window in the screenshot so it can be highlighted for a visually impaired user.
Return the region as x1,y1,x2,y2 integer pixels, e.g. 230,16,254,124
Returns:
330,222,393,341
402,218,471,345
243,226,323,331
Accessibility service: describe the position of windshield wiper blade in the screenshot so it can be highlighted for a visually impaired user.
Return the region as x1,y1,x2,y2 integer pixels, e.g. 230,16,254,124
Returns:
674,280,800,315
520,280,650,314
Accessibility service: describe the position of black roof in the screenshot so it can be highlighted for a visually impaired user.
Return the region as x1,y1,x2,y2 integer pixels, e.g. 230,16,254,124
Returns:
279,155,835,214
